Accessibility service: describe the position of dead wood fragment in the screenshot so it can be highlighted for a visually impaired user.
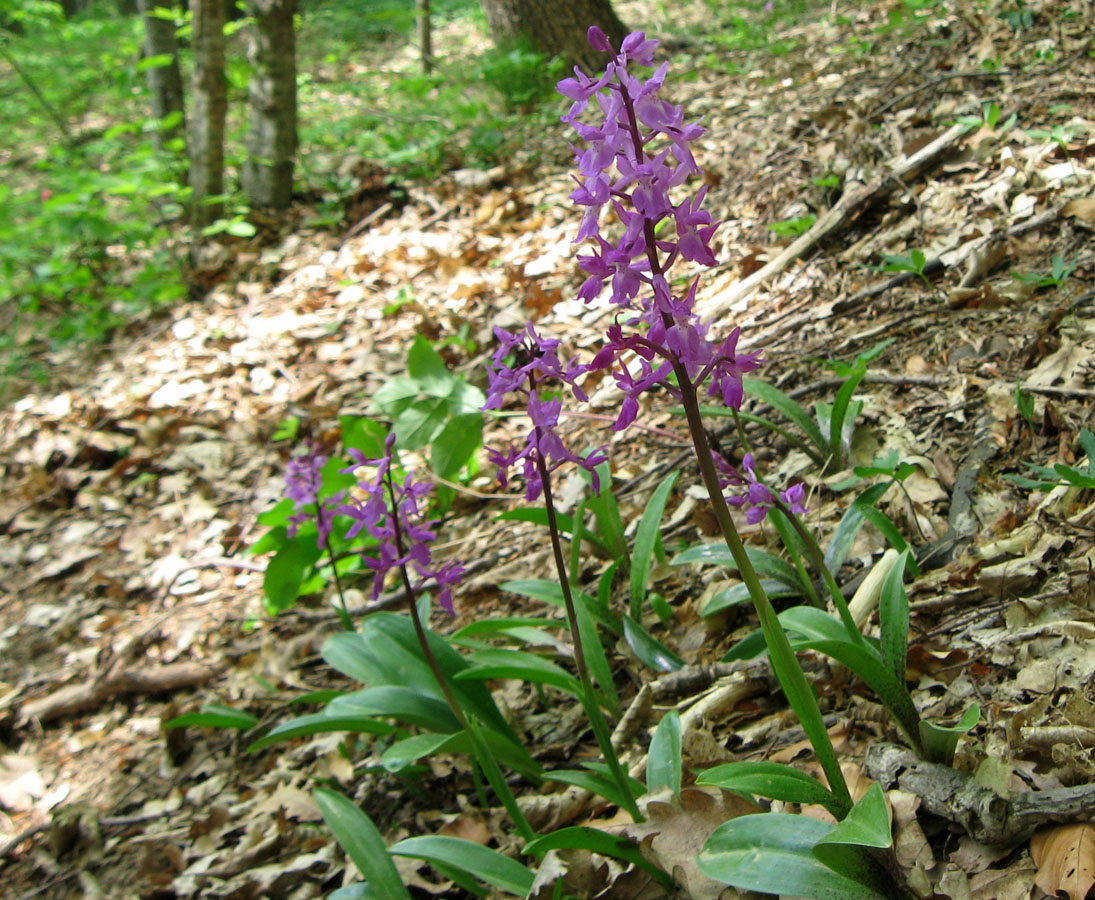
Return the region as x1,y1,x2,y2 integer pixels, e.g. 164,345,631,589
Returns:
17,662,220,726
866,743,1095,844
700,122,969,320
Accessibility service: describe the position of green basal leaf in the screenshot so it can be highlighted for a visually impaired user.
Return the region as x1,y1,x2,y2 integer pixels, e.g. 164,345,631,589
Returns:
314,788,411,900
1080,429,1095,474
381,732,467,773
630,471,679,615
698,813,891,900
390,836,535,897
622,614,684,672
502,579,619,633
524,827,674,889
859,507,919,575
816,783,892,852
575,590,619,714
878,551,910,685
824,483,887,572
919,704,980,765
165,703,259,731
546,769,638,810
696,762,843,817
452,616,561,638
743,377,828,455
647,710,682,795
247,712,399,752
327,686,462,733
494,509,609,557
454,648,583,698
702,578,800,616
582,461,628,563
672,543,801,590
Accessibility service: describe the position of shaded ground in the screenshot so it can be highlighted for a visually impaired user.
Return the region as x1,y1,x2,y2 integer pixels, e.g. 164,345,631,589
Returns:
2,1,1095,897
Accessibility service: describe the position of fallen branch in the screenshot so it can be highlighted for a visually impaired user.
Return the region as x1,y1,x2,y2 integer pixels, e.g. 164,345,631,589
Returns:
699,122,969,320
17,661,220,726
866,742,1095,844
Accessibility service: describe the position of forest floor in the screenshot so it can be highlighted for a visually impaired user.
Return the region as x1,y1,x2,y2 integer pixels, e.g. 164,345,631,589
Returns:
3,1,1095,898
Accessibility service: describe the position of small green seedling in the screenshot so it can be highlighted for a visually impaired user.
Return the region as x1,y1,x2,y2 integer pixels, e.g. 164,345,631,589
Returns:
1014,255,1076,289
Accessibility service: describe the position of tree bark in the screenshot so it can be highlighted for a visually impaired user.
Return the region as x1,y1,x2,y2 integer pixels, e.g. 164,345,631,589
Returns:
137,0,186,150
242,0,297,210
480,0,627,72
188,0,227,230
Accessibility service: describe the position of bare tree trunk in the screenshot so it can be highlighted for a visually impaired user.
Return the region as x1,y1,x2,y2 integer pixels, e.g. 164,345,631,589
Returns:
188,0,227,231
137,0,186,150
242,0,297,210
480,0,627,72
417,0,432,74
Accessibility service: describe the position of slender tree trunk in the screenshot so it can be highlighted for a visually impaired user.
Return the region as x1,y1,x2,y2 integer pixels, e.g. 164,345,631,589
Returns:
480,0,627,72
242,0,297,210
188,0,227,230
417,0,432,74
137,0,186,150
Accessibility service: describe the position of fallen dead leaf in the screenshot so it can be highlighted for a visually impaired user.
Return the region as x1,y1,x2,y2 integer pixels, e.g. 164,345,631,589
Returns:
1031,823,1095,900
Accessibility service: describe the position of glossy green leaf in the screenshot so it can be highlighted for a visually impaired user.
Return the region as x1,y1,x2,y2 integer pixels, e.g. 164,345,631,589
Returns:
430,412,483,479
630,471,679,615
248,712,399,752
523,827,674,889
672,543,801,589
698,813,890,900
494,509,609,558
546,769,640,810
879,551,910,685
315,788,411,900
501,579,619,633
390,836,535,896
454,649,582,697
406,334,453,397
823,483,888,571
696,762,842,817
264,534,323,614
743,377,827,454
381,732,467,773
702,578,800,616
327,686,461,733
647,710,682,795
165,703,258,731
919,704,980,764
393,397,449,450
622,614,684,672
582,461,628,562
816,783,892,852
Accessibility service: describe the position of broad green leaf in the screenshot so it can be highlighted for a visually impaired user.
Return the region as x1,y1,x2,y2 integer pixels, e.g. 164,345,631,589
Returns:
546,769,641,810
452,617,561,638
743,377,827,454
816,783,892,852
575,590,619,714
381,732,467,772
878,551,910,685
430,411,482,479
248,712,398,752
622,614,684,672
390,836,535,896
455,648,582,697
394,397,449,450
1080,429,1095,474
327,687,461,733
264,534,324,614
502,579,619,633
407,334,454,397
824,483,888,572
630,471,679,615
582,461,628,563
340,416,388,457
314,788,411,900
859,507,919,574
696,762,842,817
919,704,980,764
1053,463,1095,489
647,710,682,795
698,814,890,900
165,704,258,730
672,544,801,589
372,375,421,413
523,827,674,889
702,579,800,616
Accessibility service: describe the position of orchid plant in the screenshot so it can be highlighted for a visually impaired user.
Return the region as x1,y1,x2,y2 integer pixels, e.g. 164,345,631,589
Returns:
241,25,983,900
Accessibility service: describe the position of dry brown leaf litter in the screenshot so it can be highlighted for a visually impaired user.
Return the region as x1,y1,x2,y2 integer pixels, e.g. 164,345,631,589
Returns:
2,1,1095,897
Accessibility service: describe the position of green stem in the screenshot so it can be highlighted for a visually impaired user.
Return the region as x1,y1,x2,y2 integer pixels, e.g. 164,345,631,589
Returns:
387,475,537,843
321,530,355,632
535,445,643,823
675,373,853,814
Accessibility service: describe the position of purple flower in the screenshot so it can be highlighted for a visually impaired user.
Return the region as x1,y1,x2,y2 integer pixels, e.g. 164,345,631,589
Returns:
340,436,464,614
720,453,809,525
557,25,765,430
484,325,607,499
285,443,343,545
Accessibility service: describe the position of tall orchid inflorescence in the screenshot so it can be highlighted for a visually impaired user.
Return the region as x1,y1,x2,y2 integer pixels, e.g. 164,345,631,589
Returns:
559,26,763,434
